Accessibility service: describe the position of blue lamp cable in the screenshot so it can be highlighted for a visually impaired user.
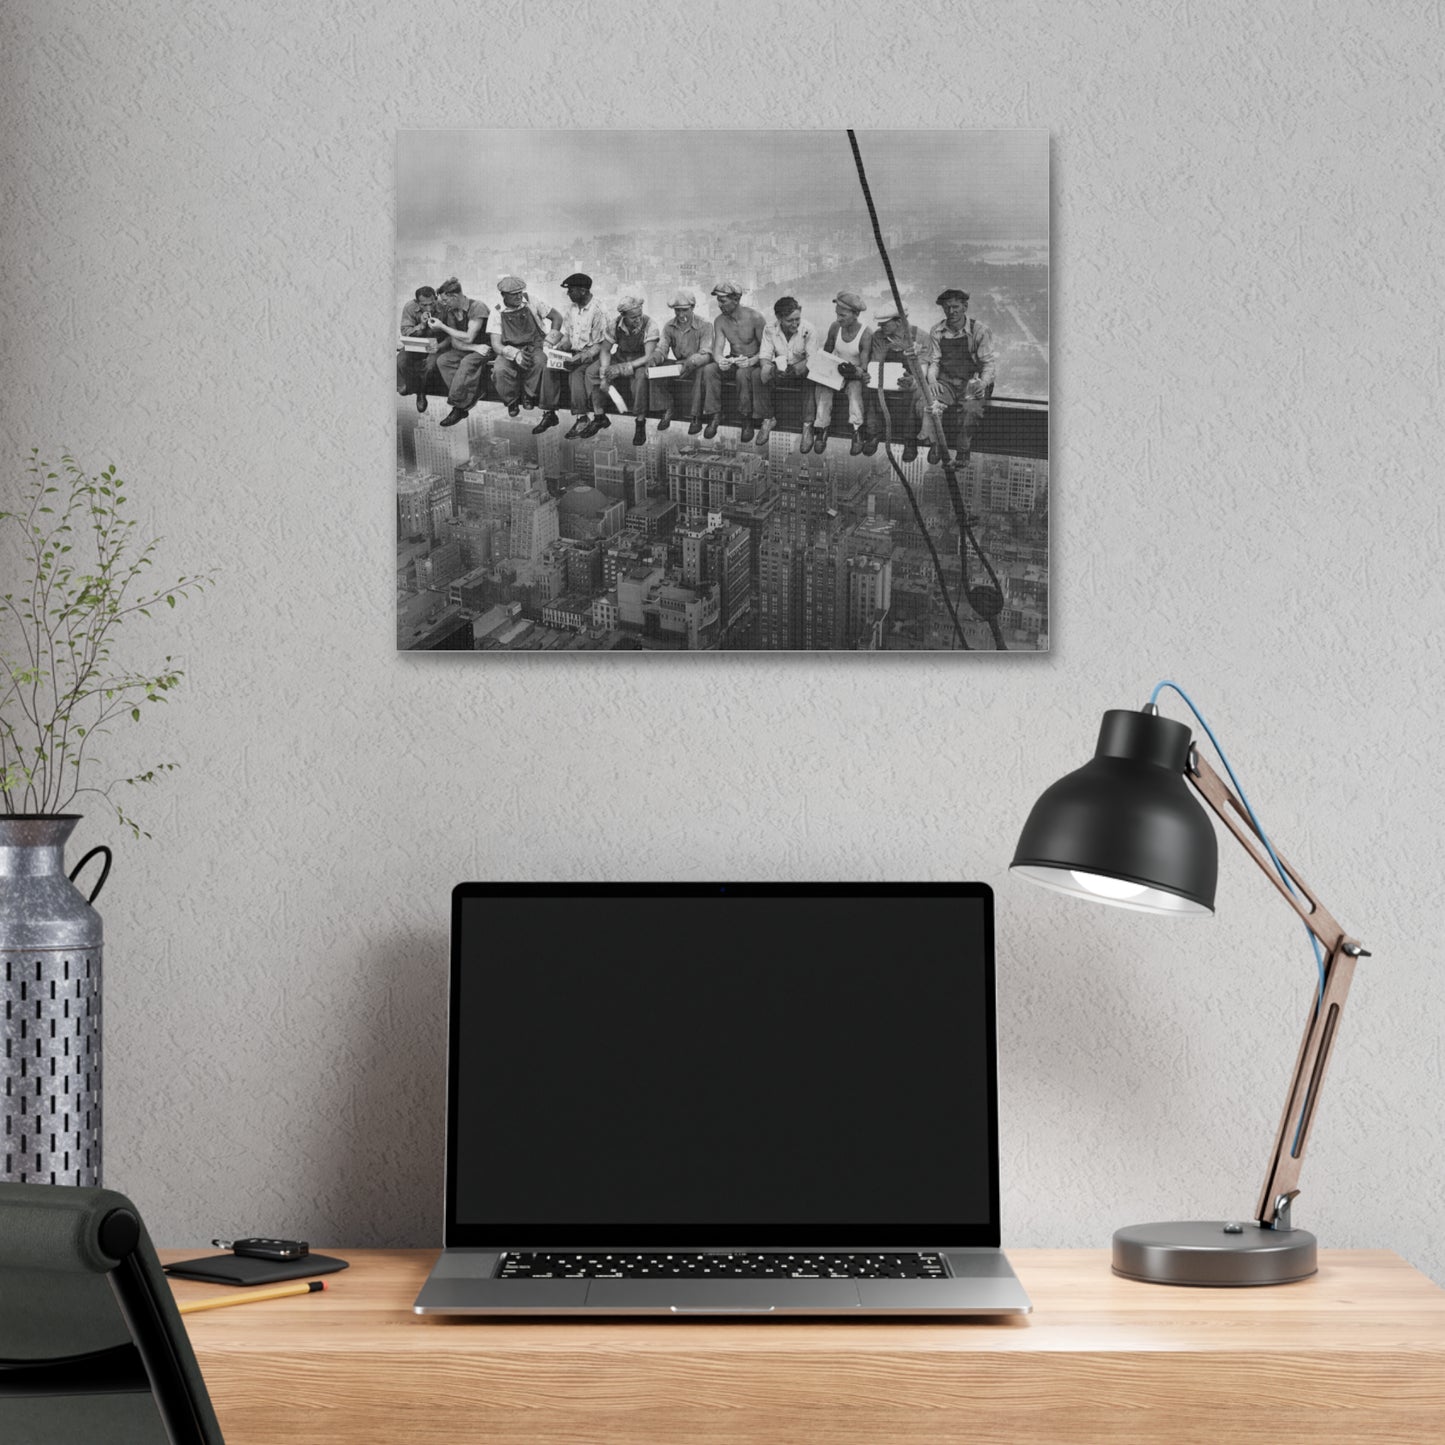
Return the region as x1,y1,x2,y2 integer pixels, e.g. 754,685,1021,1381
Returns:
1148,681,1324,1157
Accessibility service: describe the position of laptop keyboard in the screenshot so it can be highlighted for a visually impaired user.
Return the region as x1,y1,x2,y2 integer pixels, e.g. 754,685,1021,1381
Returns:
497,1252,948,1280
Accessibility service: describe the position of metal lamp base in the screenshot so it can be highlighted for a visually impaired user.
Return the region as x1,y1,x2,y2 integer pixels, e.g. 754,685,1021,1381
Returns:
1112,1220,1318,1286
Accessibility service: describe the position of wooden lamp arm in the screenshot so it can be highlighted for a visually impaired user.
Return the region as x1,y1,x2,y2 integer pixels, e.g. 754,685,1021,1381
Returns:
1185,753,1371,1229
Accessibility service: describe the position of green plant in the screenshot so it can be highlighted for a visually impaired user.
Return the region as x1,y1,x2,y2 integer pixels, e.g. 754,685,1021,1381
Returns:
1,450,215,837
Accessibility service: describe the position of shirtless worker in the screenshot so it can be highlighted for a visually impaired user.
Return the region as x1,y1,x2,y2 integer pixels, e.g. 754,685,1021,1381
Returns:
703,281,767,442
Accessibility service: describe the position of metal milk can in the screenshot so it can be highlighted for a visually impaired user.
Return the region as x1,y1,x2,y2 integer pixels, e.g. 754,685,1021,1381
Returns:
1,814,111,1185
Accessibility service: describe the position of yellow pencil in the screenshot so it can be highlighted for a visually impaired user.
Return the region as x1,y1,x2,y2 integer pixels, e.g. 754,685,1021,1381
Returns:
178,1279,328,1314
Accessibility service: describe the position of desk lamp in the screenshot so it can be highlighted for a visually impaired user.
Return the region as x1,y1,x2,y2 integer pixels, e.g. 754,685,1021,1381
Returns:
1010,689,1370,1286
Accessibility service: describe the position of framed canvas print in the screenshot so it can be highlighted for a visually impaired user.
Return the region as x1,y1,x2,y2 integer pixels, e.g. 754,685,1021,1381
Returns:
396,130,1048,653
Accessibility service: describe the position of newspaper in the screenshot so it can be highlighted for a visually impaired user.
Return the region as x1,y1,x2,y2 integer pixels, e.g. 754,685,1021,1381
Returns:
805,350,846,391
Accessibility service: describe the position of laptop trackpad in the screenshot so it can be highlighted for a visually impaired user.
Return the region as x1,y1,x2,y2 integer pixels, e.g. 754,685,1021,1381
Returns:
586,1280,862,1312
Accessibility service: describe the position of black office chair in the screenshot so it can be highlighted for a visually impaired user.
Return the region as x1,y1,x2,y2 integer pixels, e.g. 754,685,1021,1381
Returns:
0,1181,225,1443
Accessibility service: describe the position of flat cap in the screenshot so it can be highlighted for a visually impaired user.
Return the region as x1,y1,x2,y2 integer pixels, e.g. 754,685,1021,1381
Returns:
668,287,698,308
935,288,970,306
498,275,527,293
437,276,462,294
873,301,903,322
616,292,645,312
833,290,865,312
710,280,743,298
561,272,593,290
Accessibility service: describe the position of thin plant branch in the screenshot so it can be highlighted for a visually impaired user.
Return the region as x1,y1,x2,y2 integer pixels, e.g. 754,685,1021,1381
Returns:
0,450,214,834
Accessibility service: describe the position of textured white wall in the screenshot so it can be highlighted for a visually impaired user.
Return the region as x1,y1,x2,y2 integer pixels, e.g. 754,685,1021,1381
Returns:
3,0,1441,1283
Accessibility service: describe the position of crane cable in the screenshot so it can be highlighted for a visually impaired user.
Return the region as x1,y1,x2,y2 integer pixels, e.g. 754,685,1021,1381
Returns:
845,130,1009,651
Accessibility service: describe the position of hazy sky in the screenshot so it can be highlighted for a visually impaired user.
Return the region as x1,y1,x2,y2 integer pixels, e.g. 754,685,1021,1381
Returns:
397,130,1048,247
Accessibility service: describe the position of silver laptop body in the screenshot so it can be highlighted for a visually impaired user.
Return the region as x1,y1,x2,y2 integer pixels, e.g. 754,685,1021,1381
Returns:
414,883,1031,1317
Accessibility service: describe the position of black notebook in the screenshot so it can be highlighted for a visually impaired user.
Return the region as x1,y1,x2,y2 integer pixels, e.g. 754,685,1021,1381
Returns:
163,1252,349,1286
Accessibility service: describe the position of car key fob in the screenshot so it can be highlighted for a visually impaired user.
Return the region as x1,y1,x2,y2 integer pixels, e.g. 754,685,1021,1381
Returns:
212,1237,309,1260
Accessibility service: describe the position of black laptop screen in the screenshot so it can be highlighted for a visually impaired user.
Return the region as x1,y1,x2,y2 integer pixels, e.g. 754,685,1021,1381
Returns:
447,884,999,1249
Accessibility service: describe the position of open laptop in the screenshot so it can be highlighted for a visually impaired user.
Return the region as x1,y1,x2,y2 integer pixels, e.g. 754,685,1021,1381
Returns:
414,882,1031,1317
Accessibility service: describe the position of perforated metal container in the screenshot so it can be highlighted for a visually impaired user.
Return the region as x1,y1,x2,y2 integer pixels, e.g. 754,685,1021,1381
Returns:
1,815,111,1185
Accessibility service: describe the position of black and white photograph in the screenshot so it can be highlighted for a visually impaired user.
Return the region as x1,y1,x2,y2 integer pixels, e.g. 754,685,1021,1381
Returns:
396,130,1049,653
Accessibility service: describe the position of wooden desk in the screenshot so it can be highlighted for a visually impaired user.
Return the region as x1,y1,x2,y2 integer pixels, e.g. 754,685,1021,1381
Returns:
162,1248,1445,1444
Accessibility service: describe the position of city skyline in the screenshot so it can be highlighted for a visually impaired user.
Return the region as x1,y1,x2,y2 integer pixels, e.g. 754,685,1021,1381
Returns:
396,400,1048,654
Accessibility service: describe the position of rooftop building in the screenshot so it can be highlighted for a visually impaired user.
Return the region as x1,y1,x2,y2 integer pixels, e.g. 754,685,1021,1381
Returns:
556,485,626,541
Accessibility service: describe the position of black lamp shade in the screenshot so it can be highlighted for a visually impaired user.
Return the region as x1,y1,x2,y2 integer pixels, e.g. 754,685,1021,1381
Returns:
1011,709,1218,915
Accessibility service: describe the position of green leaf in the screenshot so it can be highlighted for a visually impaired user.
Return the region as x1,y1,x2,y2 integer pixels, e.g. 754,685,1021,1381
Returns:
131,708,141,721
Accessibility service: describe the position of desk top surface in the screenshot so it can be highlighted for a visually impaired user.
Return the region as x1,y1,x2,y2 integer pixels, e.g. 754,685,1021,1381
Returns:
162,1247,1445,1357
